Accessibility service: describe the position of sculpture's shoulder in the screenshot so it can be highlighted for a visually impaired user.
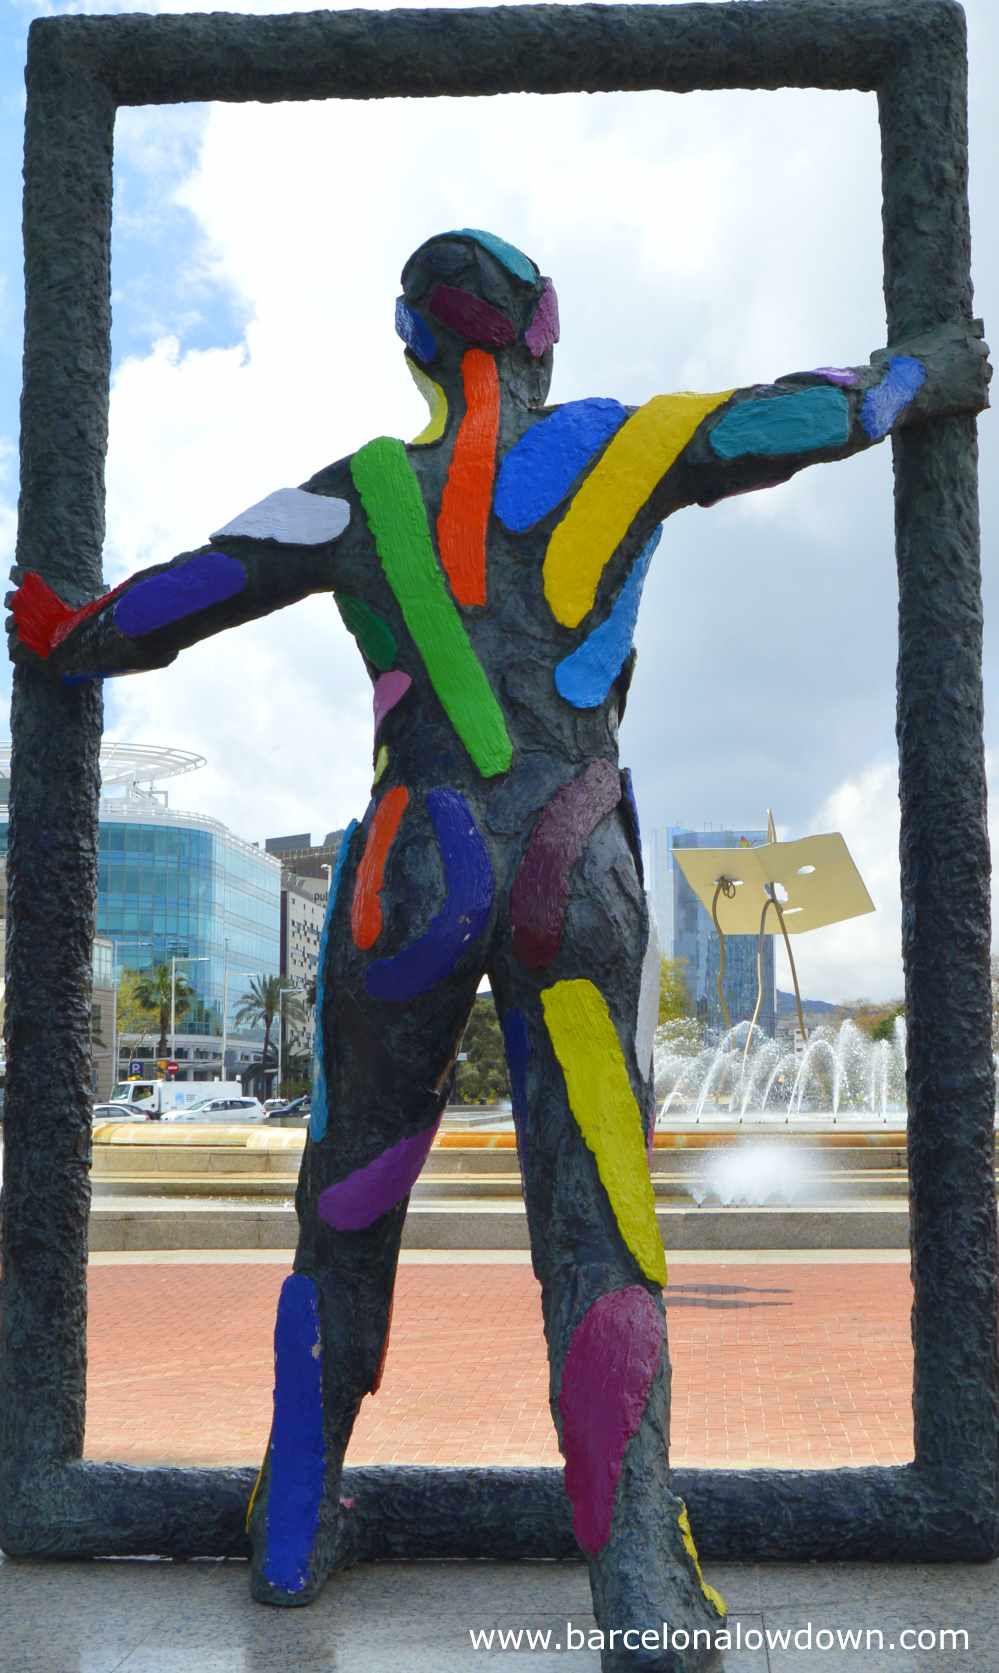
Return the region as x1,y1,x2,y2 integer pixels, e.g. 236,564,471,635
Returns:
297,453,357,501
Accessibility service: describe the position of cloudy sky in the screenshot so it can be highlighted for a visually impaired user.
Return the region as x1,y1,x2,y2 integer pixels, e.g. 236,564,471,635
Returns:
2,0,997,1003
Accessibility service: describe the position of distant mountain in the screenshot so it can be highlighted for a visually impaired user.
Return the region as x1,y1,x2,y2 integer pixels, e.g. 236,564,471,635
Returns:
777,990,840,1017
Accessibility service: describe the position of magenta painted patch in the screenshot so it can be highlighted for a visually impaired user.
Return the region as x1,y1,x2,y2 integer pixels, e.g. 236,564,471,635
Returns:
559,1286,663,1557
511,760,621,968
524,278,560,358
318,1118,441,1231
373,670,413,737
428,283,516,347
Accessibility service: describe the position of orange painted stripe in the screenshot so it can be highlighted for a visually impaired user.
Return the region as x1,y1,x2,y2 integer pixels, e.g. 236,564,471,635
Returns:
436,349,499,607
351,786,409,950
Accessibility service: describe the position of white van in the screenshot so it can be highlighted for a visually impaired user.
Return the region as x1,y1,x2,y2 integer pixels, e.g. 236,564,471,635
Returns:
106,1079,245,1118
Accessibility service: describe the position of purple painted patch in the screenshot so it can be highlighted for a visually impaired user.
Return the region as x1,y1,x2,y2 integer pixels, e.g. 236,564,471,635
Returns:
428,283,516,347
373,670,413,737
524,278,560,359
365,788,494,1001
113,550,246,638
318,1118,441,1231
559,1287,663,1557
511,760,622,968
811,366,860,386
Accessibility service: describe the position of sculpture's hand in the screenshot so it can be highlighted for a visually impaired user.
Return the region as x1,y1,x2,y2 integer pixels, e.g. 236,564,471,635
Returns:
871,318,991,420
5,568,84,669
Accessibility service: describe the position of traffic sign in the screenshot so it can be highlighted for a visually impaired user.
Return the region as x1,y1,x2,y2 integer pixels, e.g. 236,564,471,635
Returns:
128,1060,143,1075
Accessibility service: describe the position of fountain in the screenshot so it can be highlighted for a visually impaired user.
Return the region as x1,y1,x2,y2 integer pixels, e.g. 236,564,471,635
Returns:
655,1014,910,1129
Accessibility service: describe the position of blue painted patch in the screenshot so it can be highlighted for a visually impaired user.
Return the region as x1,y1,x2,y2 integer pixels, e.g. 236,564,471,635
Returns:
708,386,851,460
860,355,926,441
113,551,246,638
395,298,436,364
501,1008,531,1153
494,399,629,533
61,671,106,685
365,788,494,1002
451,229,538,284
619,767,644,888
310,820,358,1143
554,527,661,709
263,1273,325,1594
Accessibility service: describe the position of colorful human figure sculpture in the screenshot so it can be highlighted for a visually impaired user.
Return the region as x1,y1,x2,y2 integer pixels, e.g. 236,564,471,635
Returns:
8,232,989,1673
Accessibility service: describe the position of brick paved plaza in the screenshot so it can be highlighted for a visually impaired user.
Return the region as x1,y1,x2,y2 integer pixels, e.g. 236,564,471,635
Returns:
84,1254,914,1471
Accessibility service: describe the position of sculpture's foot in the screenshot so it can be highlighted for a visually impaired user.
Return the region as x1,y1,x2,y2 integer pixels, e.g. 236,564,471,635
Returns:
248,1484,354,1608
589,1491,727,1673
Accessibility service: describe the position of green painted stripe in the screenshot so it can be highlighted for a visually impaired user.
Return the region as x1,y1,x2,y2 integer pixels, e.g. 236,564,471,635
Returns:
350,438,512,778
333,591,397,671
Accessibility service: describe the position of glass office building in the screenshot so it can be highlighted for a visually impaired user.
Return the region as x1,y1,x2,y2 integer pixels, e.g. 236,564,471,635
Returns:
669,827,777,1039
0,744,281,1078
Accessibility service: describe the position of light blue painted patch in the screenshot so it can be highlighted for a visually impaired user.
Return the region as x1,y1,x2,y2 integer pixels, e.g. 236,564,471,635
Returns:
554,528,661,709
113,550,246,637
860,355,926,440
451,229,538,284
365,788,493,1002
395,298,436,364
494,399,629,533
708,386,851,460
501,1008,530,1154
263,1273,325,1595
310,819,358,1143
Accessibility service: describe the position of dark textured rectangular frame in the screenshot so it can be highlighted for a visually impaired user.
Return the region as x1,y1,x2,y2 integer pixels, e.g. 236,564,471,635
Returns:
2,0,996,1568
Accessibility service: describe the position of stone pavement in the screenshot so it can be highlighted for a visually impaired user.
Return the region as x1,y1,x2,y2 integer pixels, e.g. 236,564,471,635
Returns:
84,1251,914,1470
1,1548,995,1671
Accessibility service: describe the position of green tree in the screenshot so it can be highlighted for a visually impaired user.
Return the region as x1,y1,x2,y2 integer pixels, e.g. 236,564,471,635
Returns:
454,996,511,1105
132,963,194,1060
659,956,693,1025
114,970,159,1072
868,1008,904,1043
233,975,305,1079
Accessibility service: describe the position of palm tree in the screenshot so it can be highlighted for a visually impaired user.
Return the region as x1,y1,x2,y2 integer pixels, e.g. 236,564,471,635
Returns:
233,975,304,1077
133,963,194,1059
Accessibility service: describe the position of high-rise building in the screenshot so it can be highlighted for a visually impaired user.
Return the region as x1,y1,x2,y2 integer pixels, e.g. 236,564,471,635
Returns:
0,745,282,1083
669,826,776,1038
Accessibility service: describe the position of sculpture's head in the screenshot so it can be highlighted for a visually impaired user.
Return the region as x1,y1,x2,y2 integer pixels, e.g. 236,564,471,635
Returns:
397,230,558,408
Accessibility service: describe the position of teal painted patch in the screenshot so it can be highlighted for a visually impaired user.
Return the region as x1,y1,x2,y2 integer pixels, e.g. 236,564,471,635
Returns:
450,228,538,284
709,386,850,460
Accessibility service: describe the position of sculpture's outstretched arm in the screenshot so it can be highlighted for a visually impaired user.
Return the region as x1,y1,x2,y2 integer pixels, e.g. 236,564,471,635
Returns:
675,318,991,510
6,482,353,682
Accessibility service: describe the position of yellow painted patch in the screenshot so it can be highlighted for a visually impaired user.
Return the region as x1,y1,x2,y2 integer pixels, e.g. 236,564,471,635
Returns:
245,1462,265,1533
678,1502,727,1617
407,356,449,445
373,744,390,785
541,978,666,1285
543,390,734,627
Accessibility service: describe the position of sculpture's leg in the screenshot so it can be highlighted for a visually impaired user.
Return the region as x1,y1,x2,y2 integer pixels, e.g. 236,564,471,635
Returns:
491,816,725,1673
248,797,492,1606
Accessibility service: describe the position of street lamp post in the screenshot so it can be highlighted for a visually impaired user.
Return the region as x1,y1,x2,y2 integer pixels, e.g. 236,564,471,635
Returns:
109,937,152,1092
169,954,210,1067
220,938,229,1080
277,985,306,1102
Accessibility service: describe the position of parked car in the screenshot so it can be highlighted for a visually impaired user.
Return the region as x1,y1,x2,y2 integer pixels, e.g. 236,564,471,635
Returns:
266,1094,310,1120
162,1095,266,1123
92,1102,148,1123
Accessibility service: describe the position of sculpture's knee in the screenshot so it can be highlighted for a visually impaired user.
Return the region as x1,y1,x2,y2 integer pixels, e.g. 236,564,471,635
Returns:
557,1285,664,1557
